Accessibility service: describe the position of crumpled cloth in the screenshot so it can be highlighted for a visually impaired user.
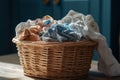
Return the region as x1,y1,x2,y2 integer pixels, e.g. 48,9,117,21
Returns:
15,19,36,38
15,15,54,39
62,10,120,76
42,23,83,42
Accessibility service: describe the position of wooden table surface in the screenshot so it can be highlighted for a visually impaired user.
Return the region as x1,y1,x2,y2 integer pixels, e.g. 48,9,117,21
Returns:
0,54,120,80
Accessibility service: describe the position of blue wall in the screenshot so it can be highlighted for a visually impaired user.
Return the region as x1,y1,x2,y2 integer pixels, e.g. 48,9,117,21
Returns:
0,0,13,54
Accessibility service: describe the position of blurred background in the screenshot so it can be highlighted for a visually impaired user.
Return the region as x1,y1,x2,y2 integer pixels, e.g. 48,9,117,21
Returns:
0,0,119,62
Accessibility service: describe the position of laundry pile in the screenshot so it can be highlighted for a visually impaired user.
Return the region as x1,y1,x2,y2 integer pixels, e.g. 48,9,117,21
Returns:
15,10,120,76
15,14,86,42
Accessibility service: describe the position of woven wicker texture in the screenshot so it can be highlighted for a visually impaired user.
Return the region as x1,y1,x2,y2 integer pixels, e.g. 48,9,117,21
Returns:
12,38,97,80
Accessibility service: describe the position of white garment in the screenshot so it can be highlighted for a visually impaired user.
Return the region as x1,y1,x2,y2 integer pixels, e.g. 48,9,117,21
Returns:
62,10,120,76
85,14,120,77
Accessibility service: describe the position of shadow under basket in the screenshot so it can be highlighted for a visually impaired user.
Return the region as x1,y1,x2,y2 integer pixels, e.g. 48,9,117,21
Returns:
12,38,97,80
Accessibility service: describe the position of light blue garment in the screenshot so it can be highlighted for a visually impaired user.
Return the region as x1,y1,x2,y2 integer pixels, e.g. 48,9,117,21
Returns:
43,19,51,25
42,23,83,42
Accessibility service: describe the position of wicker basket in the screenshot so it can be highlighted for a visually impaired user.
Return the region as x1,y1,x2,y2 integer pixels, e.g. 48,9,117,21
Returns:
12,38,97,80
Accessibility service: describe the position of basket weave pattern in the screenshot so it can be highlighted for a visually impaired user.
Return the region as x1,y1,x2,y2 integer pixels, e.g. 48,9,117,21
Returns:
13,38,97,80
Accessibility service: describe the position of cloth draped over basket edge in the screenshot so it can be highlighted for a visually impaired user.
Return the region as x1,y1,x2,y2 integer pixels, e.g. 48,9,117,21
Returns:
68,10,120,76
61,10,120,76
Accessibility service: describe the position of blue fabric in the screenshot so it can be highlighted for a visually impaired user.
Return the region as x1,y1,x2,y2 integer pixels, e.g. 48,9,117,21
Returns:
42,23,81,42
43,19,51,25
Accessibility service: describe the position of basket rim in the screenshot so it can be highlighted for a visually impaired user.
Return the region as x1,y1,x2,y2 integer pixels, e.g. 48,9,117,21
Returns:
12,37,97,46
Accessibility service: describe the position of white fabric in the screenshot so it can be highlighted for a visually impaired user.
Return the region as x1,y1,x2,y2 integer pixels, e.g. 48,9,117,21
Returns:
62,10,120,76
85,15,120,76
15,19,36,38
